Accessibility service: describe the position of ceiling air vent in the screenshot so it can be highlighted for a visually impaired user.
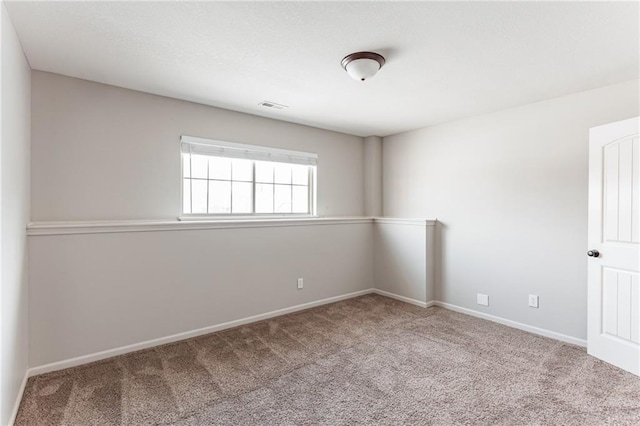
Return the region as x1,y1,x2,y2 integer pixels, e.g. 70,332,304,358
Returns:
259,100,288,110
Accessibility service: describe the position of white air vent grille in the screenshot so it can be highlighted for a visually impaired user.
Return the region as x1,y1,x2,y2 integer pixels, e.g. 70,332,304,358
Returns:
259,100,288,110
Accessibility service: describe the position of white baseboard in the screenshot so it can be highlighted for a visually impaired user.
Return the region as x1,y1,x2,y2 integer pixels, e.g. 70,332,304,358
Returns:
8,370,29,426
372,289,434,308
24,288,586,384
433,301,587,347
370,289,586,347
28,289,376,377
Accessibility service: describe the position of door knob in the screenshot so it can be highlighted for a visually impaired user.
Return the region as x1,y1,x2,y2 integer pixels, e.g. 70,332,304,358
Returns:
587,249,600,258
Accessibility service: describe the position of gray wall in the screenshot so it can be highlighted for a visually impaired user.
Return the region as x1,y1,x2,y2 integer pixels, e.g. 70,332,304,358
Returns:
28,72,375,369
31,71,365,221
1,3,30,424
29,222,373,367
383,79,639,340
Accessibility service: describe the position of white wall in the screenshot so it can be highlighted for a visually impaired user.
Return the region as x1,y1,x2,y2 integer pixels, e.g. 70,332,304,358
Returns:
0,3,30,424
363,136,382,216
31,71,365,221
383,80,640,340
29,222,373,368
374,220,435,304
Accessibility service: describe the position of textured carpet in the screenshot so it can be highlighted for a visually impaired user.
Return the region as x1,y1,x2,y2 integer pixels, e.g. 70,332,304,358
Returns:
15,294,640,425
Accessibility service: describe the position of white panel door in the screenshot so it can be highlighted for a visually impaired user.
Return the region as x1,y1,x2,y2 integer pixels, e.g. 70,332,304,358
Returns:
588,116,640,376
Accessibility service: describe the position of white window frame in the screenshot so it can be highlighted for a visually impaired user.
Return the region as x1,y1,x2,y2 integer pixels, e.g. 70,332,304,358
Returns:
179,135,317,220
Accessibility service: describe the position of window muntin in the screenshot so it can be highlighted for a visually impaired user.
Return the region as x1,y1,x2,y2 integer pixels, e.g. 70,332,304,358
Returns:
181,136,316,217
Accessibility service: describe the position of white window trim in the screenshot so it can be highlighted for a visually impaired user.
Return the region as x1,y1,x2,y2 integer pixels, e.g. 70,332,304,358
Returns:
181,135,318,165
180,135,318,219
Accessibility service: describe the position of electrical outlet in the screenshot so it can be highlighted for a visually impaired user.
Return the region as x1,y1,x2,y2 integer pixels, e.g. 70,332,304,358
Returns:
528,294,539,308
477,293,489,306
297,278,304,290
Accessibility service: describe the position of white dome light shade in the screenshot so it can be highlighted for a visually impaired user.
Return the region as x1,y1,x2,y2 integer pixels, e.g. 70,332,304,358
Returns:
341,52,385,81
345,58,380,81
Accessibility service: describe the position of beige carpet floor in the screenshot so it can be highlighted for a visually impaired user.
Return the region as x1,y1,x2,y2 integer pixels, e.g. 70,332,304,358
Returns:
15,294,640,425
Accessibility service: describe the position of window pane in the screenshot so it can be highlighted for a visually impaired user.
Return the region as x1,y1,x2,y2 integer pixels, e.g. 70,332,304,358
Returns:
209,156,231,180
274,185,292,213
209,180,231,213
232,182,252,213
292,164,308,185
191,154,208,179
182,154,191,178
183,179,191,214
192,179,208,214
232,159,253,182
274,163,292,184
255,161,274,183
255,183,274,213
292,186,309,213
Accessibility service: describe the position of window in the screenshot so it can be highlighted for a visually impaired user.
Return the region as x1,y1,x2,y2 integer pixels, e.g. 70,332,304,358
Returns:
181,136,317,217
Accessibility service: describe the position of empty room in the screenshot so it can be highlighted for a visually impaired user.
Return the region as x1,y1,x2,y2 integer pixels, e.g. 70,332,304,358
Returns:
1,1,639,425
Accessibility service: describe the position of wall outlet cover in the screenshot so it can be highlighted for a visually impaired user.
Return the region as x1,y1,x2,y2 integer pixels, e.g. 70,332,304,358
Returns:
477,293,489,306
297,278,304,290
528,294,539,308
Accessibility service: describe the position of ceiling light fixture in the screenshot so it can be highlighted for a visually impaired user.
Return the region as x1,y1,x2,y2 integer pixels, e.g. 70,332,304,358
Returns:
341,51,385,81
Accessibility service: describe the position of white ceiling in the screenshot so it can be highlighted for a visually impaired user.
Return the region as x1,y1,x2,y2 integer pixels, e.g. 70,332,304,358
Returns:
5,1,639,137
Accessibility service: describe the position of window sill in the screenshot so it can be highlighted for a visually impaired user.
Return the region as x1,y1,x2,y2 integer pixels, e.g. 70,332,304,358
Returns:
178,214,316,221
27,217,376,236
